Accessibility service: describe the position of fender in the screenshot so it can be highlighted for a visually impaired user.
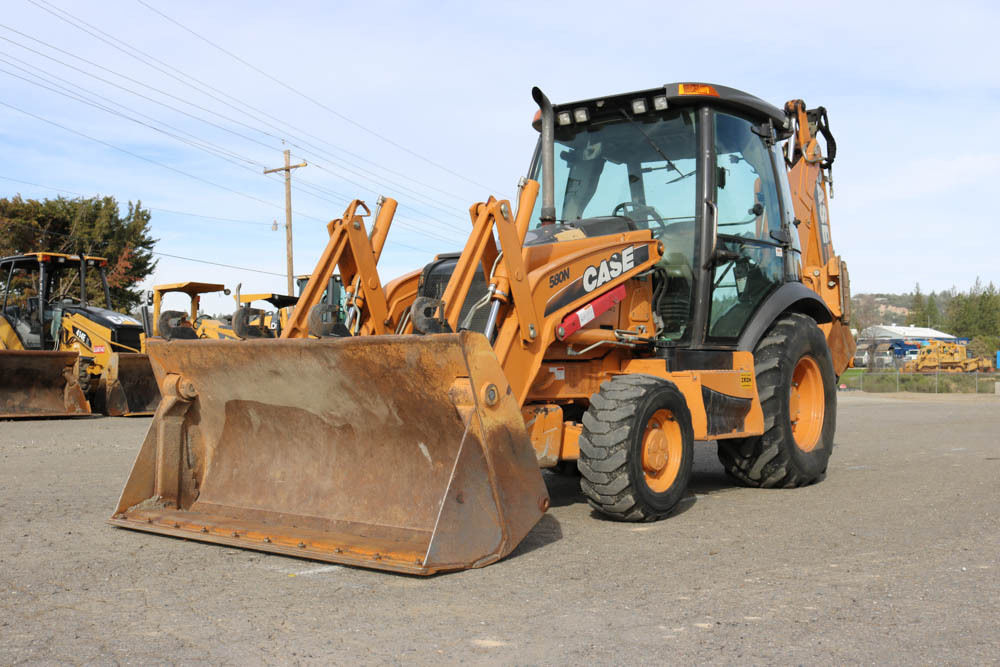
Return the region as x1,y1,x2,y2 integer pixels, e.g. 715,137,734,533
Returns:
737,282,832,352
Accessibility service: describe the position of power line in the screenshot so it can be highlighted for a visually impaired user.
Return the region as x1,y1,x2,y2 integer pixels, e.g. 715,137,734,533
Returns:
152,251,285,277
134,0,506,195
0,97,327,219
0,56,350,222
25,0,476,209
0,174,270,225
0,214,285,276
0,32,288,158
3,12,481,226
0,29,473,232
0,57,266,169
0,173,448,255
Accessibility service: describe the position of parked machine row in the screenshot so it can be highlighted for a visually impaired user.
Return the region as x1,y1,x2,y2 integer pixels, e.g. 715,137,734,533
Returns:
0,263,338,417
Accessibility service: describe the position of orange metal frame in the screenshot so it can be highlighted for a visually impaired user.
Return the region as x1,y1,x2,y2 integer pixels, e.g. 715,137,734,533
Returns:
281,114,856,468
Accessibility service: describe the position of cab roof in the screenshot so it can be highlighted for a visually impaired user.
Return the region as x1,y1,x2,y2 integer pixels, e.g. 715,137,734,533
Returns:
1,252,108,267
239,293,298,309
154,281,228,297
538,82,790,135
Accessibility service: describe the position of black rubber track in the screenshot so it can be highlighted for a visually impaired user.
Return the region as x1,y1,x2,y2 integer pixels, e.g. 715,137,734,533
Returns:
717,312,837,488
579,374,693,521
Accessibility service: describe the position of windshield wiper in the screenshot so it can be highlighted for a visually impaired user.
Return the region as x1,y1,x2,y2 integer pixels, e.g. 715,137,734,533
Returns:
619,108,686,180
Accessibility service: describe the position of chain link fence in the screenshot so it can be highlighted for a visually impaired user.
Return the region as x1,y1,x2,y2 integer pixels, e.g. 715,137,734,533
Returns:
839,371,1000,394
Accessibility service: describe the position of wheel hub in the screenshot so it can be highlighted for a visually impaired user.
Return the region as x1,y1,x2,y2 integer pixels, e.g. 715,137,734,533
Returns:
789,355,824,452
640,409,684,493
642,429,669,474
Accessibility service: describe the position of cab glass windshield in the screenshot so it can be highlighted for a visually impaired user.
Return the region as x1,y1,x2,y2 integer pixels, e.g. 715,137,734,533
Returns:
528,109,699,261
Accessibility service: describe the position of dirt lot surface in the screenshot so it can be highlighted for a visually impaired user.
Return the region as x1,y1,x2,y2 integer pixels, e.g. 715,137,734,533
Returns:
2,392,998,664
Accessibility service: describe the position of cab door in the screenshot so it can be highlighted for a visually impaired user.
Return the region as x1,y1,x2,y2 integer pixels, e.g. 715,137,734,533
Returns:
705,111,787,342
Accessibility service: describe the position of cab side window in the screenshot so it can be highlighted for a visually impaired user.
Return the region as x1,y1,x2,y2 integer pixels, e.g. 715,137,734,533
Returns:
708,112,785,340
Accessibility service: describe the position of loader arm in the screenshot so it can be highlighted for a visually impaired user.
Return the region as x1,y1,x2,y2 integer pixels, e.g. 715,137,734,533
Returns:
432,180,663,405
283,198,397,338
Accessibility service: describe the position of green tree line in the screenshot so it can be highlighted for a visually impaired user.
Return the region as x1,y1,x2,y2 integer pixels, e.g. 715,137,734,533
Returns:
0,195,157,312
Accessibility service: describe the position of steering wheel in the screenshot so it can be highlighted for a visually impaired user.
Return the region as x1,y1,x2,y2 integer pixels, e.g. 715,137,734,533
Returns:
613,202,667,230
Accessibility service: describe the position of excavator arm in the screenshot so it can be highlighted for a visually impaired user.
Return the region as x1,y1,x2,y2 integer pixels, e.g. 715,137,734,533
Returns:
784,99,855,375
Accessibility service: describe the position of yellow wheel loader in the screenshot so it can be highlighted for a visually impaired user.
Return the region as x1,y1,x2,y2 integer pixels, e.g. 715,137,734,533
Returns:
0,252,158,417
147,281,238,341
111,83,853,574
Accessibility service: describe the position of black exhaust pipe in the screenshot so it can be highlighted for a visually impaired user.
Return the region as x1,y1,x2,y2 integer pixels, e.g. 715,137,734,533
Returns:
531,87,556,224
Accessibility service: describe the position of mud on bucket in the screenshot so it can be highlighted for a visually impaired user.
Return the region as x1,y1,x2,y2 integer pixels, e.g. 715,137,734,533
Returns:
109,332,548,575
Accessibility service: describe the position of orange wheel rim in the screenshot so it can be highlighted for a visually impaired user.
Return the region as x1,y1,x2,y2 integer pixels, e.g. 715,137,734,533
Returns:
641,409,683,492
789,356,824,452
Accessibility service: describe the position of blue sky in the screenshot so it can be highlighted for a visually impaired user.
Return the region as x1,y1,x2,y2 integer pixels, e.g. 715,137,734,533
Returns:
1,0,997,313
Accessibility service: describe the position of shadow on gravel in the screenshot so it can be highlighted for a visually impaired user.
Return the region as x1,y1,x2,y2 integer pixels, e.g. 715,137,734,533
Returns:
544,442,744,524
507,513,563,560
541,470,585,508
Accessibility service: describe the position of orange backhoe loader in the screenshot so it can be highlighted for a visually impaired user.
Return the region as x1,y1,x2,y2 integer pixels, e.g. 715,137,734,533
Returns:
111,83,852,574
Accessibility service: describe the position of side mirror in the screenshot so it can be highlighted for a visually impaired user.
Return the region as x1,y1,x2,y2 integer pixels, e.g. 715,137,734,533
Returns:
769,228,790,244
709,245,740,269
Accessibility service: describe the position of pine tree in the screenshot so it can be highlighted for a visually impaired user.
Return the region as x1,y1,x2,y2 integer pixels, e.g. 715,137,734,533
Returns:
907,283,926,327
0,195,157,311
926,293,941,329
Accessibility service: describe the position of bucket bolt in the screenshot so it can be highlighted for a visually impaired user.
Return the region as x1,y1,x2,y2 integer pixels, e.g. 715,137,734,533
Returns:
482,383,500,407
177,377,198,400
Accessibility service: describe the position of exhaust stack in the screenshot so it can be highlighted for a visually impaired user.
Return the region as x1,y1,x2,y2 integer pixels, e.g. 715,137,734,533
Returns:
531,87,556,224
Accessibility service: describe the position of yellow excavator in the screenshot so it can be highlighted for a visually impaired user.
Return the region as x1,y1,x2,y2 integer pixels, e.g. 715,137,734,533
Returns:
112,83,852,574
0,252,158,417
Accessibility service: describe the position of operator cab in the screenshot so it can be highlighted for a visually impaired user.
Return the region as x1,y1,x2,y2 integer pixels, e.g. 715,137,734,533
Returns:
0,253,115,350
525,83,802,346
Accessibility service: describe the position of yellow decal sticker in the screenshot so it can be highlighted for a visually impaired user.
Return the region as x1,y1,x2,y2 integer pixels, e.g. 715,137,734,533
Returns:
740,372,753,388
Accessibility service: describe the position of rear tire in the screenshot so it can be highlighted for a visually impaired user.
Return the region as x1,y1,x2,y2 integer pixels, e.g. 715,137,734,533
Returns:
579,375,693,521
717,313,836,488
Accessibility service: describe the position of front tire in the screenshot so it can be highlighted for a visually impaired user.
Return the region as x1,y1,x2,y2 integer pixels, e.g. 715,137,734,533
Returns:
579,375,694,521
717,312,836,487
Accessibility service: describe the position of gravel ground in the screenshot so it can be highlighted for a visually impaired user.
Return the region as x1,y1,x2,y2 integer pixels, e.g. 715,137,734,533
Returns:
1,392,998,664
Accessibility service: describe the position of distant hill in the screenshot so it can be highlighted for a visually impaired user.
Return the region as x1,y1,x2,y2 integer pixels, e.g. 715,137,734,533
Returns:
852,290,953,331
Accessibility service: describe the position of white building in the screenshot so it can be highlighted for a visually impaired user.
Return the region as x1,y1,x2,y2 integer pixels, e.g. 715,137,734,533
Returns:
858,325,956,341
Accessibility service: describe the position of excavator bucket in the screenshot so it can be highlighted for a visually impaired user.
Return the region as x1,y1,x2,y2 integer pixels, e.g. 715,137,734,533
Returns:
0,350,90,418
102,353,160,417
109,332,548,575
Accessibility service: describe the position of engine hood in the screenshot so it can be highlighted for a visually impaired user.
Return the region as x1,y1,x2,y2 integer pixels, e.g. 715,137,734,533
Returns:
60,304,144,331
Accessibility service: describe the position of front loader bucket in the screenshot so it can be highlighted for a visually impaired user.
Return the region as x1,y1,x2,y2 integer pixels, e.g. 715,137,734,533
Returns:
103,353,160,417
0,350,90,418
109,333,548,575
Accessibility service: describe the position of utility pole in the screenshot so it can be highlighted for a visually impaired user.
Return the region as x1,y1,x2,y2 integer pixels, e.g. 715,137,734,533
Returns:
264,149,307,294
